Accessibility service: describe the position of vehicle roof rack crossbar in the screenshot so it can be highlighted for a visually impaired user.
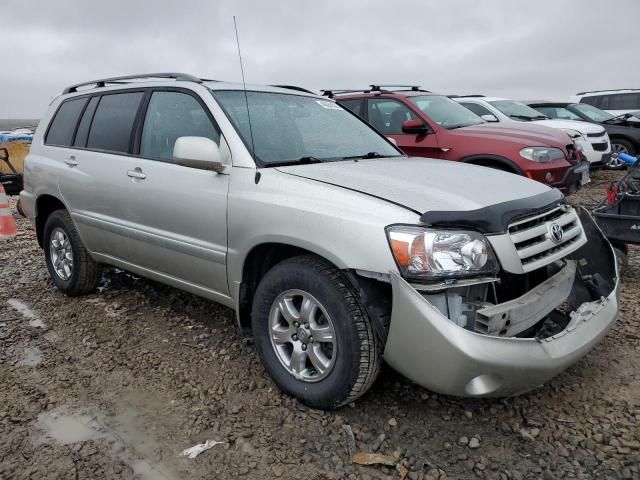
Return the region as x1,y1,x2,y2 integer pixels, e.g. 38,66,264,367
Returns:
62,72,204,94
576,88,639,95
321,89,367,98
270,85,316,94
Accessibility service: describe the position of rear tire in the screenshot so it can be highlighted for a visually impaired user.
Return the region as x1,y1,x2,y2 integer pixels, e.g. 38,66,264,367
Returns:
251,255,381,409
43,210,102,296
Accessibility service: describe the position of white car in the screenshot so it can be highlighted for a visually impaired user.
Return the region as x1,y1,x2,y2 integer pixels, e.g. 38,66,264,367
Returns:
571,89,640,117
454,96,611,166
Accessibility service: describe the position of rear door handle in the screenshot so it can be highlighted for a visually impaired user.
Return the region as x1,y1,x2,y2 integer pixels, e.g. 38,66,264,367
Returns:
64,156,78,167
127,168,147,180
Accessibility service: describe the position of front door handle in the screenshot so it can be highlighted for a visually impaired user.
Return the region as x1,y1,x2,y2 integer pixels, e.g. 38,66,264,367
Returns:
127,168,147,180
64,156,78,167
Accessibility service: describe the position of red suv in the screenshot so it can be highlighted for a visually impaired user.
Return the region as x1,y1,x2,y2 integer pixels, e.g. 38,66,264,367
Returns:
329,86,590,192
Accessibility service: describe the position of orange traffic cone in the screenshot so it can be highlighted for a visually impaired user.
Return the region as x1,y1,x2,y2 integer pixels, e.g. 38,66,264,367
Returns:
0,184,17,238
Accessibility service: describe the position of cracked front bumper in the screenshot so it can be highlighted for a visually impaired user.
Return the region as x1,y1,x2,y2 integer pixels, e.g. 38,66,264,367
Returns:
383,211,619,397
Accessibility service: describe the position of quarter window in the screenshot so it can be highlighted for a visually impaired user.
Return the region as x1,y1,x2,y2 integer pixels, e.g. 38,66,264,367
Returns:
87,92,144,153
140,91,219,161
45,97,88,146
367,99,418,135
338,99,364,117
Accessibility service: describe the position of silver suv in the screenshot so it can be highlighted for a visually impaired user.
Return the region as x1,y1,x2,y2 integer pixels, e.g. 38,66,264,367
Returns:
21,73,619,409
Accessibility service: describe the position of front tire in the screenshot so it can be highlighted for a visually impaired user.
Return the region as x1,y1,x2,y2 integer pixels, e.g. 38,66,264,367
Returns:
251,255,381,409
43,210,102,296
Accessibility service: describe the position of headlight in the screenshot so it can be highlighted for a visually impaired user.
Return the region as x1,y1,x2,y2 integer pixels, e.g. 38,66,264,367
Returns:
519,147,566,163
386,226,499,281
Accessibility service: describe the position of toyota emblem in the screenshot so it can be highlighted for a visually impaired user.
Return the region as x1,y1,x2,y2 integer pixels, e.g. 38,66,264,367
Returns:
549,223,564,243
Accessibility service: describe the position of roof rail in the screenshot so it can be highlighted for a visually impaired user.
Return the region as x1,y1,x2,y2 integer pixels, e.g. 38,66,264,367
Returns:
576,88,639,95
321,89,368,98
62,72,204,94
269,85,316,94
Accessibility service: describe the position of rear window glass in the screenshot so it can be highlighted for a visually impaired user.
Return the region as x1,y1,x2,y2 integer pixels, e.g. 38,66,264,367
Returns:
87,92,144,153
45,98,88,146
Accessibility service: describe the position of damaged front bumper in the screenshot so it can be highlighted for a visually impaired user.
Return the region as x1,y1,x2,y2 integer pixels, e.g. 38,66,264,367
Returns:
383,210,619,397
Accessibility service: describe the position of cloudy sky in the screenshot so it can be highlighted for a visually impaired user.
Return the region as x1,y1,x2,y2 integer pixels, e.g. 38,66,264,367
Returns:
2,0,639,118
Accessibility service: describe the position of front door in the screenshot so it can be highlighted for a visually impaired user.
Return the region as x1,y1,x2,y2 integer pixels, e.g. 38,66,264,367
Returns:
117,89,229,296
366,98,440,158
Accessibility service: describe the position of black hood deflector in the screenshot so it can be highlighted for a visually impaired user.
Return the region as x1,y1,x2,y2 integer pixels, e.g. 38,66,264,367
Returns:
420,189,566,234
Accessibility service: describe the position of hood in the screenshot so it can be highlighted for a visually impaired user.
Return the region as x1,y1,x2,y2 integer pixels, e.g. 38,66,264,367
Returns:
275,157,551,215
531,118,606,134
445,123,573,148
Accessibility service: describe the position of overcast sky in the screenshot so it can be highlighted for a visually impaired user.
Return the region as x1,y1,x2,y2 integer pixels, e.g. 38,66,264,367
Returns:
2,0,639,118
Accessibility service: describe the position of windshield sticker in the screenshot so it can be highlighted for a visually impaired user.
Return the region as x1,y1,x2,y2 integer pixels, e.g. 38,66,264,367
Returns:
316,100,342,110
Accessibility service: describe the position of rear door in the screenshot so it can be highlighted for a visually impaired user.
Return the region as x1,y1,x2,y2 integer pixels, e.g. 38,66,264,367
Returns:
365,98,441,158
57,90,144,256
115,88,229,297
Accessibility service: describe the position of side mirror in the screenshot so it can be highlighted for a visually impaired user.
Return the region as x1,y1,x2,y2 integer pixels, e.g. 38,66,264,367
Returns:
402,119,430,135
481,114,498,122
173,137,224,172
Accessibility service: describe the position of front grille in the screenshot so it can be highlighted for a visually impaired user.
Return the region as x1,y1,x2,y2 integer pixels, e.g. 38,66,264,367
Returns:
587,132,606,138
508,206,586,273
592,142,609,151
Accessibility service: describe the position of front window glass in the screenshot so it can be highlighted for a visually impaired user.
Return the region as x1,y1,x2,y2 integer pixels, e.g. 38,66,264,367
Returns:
213,91,399,165
572,104,614,122
489,100,548,121
367,99,419,134
409,95,484,129
140,91,219,161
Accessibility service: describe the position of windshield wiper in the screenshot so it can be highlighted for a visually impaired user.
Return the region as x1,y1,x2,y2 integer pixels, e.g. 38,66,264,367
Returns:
342,152,394,160
267,156,327,167
509,114,537,121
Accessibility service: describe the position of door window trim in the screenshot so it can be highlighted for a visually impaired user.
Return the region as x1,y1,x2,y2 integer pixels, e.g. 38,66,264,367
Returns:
42,87,222,163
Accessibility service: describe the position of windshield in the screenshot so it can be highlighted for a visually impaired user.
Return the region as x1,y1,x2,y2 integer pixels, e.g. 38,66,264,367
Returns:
489,100,548,121
212,91,400,165
572,103,615,122
409,95,484,129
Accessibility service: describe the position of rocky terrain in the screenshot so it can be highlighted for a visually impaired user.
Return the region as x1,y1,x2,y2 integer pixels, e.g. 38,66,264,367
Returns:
1,170,638,480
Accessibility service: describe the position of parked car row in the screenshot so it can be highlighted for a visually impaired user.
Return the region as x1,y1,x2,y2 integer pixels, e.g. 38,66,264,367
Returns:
20,73,620,409
330,86,590,192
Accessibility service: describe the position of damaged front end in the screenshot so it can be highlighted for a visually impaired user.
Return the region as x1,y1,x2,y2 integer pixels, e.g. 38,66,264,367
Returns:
383,208,619,397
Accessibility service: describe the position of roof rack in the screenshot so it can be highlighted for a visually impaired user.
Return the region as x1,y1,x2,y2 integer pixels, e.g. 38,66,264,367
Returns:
269,85,316,94
62,72,204,94
321,89,367,98
576,88,640,95
448,94,485,98
322,85,431,98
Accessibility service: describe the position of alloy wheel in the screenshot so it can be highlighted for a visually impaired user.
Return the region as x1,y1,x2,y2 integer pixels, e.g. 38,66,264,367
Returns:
269,289,337,382
50,228,74,280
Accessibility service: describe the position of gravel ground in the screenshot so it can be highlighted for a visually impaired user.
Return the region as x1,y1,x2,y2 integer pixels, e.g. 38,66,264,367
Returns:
1,170,639,480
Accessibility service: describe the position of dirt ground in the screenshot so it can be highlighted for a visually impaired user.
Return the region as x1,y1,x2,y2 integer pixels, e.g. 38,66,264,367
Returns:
1,170,639,480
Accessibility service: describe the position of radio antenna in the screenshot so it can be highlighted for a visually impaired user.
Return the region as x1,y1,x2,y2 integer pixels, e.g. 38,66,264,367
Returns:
233,16,256,158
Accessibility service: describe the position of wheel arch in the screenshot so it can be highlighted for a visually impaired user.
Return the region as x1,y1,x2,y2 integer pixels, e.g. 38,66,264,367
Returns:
609,134,639,153
235,242,392,340
462,154,523,174
35,194,67,248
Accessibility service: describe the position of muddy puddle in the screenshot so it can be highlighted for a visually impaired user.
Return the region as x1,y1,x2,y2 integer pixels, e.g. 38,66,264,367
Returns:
16,346,43,367
34,407,180,480
7,299,47,328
